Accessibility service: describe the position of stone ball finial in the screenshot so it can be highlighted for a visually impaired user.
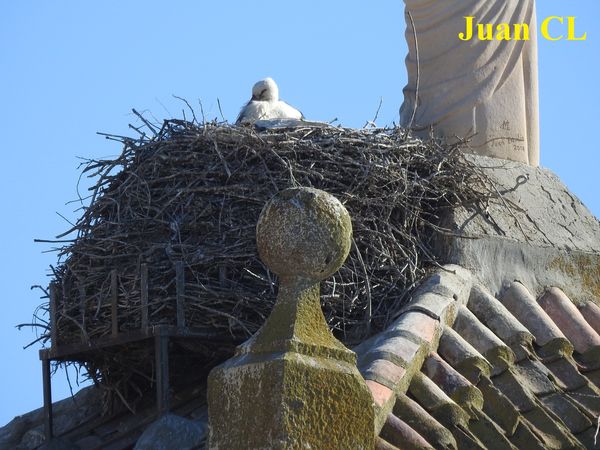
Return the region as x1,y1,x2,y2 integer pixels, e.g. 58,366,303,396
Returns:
256,187,352,281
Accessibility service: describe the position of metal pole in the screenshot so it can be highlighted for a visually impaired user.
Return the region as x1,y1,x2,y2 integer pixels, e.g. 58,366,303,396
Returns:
42,357,53,440
154,329,170,415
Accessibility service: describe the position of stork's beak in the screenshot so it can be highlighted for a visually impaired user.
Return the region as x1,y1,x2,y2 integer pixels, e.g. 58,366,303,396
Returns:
251,94,259,101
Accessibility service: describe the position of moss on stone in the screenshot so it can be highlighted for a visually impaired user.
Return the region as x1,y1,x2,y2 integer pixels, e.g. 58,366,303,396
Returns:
208,352,374,449
549,254,600,302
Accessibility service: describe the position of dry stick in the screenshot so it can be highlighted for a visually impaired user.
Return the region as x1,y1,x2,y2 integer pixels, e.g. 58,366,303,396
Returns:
128,123,147,139
141,263,149,330
198,100,207,127
131,108,159,136
364,97,383,128
173,95,198,124
216,98,226,122
175,261,186,328
213,140,231,178
111,270,118,337
352,238,372,336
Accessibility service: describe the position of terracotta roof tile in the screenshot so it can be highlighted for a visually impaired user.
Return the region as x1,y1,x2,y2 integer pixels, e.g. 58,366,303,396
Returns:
491,369,538,412
539,393,594,434
511,358,557,396
361,358,407,390
579,300,600,335
355,266,600,450
438,327,492,384
421,353,484,415
408,372,471,429
401,291,456,322
379,414,434,450
544,357,589,391
567,384,600,417
375,436,402,450
582,368,600,389
393,393,458,450
453,305,514,375
388,311,440,346
467,285,533,360
538,287,600,354
476,376,521,435
450,427,487,450
520,407,585,449
508,421,549,450
359,332,421,367
366,379,395,408
410,264,472,305
499,282,567,348
467,409,519,450
573,427,600,450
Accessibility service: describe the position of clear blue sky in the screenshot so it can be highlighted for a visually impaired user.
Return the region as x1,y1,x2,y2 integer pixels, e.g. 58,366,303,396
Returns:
1,1,598,426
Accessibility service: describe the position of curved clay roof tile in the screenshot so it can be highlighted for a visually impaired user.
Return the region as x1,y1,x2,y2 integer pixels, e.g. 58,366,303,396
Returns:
579,301,600,335
499,282,565,347
538,287,600,354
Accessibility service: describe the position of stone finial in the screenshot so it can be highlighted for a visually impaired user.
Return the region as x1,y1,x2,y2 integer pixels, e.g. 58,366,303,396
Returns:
207,187,375,450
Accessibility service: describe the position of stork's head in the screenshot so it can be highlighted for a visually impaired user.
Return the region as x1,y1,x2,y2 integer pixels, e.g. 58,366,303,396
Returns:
251,77,279,102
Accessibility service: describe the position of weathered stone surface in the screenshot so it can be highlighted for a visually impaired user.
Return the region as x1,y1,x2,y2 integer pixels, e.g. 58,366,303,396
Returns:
208,187,374,450
209,351,374,450
133,414,207,450
435,154,600,304
17,428,44,450
256,187,352,281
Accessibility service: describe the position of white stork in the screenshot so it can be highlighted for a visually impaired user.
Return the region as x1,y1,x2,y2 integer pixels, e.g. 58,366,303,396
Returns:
236,78,303,125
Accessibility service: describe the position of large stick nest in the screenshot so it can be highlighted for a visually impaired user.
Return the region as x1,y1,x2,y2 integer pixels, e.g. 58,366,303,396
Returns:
41,119,494,408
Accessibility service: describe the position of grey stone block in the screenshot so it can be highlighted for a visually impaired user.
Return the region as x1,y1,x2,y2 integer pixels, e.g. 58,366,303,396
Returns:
134,414,207,450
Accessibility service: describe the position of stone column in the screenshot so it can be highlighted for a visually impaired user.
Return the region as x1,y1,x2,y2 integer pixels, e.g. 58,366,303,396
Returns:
400,0,540,166
207,187,375,450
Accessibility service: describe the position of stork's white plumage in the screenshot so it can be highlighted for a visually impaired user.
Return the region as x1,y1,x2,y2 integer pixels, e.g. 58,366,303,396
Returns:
236,78,303,125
